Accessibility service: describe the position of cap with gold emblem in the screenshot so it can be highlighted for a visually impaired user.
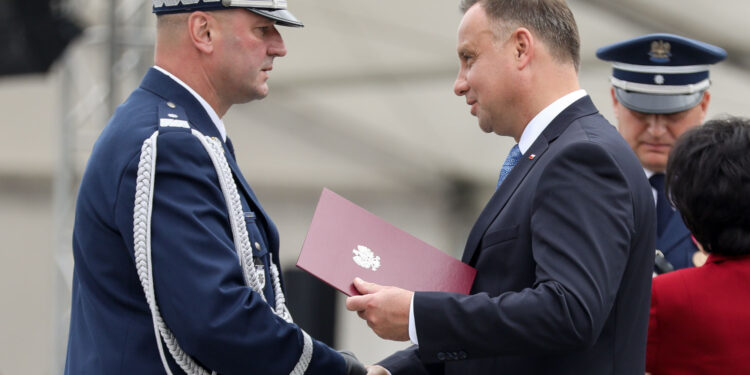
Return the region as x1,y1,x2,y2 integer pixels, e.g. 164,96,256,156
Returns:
596,33,726,114
152,0,303,28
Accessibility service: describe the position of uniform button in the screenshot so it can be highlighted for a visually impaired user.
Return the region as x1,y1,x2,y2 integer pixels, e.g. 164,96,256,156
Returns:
166,101,176,108
437,352,446,361
254,242,261,250
458,351,467,360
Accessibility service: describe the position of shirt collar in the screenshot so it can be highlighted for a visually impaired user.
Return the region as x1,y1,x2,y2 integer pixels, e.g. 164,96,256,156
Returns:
153,65,227,142
518,89,587,154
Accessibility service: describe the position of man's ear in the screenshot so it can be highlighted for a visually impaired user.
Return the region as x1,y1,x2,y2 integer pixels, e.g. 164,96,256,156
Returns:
610,87,619,107
697,91,711,122
188,11,214,54
512,27,534,69
610,87,624,119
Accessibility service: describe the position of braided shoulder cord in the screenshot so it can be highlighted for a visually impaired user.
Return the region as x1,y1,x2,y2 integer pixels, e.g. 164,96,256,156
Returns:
133,131,214,375
132,129,313,375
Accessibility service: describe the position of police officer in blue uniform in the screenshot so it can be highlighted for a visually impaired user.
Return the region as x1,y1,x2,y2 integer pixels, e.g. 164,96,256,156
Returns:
597,34,727,273
65,1,365,374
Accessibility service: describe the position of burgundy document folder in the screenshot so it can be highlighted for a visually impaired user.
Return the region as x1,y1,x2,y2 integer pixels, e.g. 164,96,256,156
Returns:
296,188,477,296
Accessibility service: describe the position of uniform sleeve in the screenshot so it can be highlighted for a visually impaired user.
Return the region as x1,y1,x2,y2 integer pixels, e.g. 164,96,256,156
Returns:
413,141,636,360
115,130,346,375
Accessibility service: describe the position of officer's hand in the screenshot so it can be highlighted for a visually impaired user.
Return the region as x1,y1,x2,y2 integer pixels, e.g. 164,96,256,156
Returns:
338,350,367,375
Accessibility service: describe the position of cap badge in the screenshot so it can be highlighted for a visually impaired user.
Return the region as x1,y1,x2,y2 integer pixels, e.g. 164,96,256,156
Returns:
649,40,672,63
352,245,381,271
654,74,665,85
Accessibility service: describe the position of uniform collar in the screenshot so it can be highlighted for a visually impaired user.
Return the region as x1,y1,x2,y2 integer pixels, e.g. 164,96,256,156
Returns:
518,89,587,154
153,65,227,142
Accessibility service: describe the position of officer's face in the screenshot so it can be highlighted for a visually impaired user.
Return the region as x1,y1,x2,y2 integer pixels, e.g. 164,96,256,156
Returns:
454,5,520,137
612,88,710,173
213,10,287,103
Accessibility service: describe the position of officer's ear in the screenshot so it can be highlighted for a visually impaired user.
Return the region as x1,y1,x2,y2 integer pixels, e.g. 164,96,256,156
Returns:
610,87,619,107
697,91,711,122
188,11,215,54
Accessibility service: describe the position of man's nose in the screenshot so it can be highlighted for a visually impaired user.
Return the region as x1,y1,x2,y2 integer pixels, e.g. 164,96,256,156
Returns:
267,28,287,57
645,114,668,136
454,76,468,96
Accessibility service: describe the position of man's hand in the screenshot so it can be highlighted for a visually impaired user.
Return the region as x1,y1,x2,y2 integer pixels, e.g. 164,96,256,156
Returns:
345,278,413,341
338,350,366,375
366,364,390,375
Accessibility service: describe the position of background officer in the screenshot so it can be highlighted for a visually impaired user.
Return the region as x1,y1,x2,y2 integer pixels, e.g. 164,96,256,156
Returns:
597,33,727,272
65,1,365,374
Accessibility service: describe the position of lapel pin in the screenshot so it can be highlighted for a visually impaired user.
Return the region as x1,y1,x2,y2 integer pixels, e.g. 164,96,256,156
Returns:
528,154,536,160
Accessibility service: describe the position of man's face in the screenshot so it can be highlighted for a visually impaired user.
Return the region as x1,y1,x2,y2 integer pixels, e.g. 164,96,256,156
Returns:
612,89,710,172
213,10,287,104
454,5,518,136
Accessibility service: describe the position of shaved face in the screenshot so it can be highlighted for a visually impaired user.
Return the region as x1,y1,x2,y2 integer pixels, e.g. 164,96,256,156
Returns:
454,4,520,137
612,90,710,172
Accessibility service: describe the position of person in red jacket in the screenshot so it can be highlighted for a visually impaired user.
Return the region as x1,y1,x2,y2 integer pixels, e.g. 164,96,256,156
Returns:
646,116,750,374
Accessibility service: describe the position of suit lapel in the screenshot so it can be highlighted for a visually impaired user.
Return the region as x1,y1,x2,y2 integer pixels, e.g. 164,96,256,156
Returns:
462,137,549,263
462,96,599,265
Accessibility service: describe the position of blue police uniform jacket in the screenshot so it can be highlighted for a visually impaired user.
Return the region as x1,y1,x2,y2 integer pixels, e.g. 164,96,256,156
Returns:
65,67,346,375
659,212,698,270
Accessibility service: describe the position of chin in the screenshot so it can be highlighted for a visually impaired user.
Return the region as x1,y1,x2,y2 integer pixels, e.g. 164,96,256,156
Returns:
642,161,667,173
477,119,493,133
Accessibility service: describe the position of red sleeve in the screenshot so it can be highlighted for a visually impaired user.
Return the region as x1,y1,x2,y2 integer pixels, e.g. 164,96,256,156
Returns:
646,278,662,373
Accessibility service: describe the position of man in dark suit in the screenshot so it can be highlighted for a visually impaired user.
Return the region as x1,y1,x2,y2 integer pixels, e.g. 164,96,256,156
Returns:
346,1,655,374
596,34,727,272
65,1,365,374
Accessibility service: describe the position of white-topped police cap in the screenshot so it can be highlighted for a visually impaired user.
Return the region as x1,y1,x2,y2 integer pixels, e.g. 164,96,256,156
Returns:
596,33,726,114
152,0,303,28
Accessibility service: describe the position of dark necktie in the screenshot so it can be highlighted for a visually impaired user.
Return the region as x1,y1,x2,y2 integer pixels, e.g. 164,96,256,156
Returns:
497,144,522,189
649,173,673,236
225,137,236,159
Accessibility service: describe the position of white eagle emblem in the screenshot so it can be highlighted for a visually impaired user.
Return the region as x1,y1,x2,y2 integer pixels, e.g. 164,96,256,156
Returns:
352,245,381,271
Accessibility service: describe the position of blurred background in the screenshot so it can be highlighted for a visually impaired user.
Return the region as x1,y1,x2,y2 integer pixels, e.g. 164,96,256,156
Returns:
1,0,748,373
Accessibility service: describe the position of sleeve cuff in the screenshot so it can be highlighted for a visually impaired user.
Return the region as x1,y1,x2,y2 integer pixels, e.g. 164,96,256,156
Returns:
408,293,418,345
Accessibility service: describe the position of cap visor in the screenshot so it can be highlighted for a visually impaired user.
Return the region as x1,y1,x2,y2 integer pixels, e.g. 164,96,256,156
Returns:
247,9,303,27
614,88,704,114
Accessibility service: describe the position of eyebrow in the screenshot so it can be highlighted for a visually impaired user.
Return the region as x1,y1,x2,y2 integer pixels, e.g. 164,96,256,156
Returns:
457,42,474,56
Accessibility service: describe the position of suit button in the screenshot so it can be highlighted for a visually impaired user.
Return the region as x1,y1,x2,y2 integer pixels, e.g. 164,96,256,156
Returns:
458,351,467,360
437,352,446,361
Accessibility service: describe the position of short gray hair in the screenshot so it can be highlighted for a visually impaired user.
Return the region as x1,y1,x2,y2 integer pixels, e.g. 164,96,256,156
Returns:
459,0,581,71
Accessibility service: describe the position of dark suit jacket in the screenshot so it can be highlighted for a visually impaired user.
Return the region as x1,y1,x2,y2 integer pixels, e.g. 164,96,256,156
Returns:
647,253,750,374
658,212,698,270
65,68,346,375
380,96,656,375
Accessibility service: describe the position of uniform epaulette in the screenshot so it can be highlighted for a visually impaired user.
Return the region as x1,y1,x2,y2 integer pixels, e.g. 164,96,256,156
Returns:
158,100,190,129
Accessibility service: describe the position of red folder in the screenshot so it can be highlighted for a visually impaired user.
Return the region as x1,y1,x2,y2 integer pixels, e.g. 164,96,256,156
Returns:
296,188,477,296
